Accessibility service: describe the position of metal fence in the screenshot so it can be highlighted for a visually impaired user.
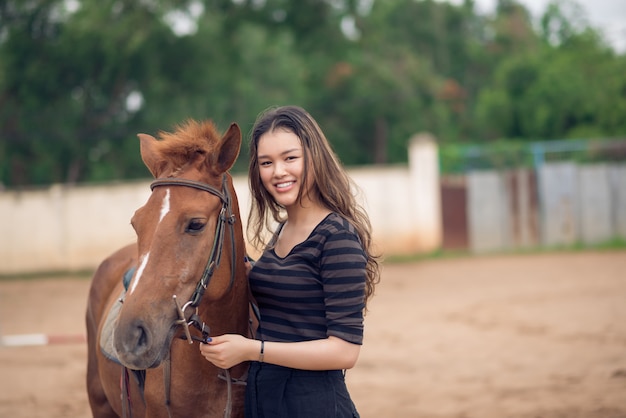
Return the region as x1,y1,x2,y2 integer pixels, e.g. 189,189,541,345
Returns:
439,138,626,252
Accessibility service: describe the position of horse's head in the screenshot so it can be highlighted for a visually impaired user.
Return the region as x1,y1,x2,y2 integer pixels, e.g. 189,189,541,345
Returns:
113,120,243,370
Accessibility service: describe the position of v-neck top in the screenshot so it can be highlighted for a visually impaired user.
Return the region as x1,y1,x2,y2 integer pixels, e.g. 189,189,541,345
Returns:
249,213,366,345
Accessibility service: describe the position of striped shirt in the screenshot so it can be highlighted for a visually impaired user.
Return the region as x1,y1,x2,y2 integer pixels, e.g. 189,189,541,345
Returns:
249,212,366,345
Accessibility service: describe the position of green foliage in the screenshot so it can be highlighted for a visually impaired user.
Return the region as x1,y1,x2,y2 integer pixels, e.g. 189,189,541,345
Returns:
440,139,535,173
440,137,626,174
0,0,624,187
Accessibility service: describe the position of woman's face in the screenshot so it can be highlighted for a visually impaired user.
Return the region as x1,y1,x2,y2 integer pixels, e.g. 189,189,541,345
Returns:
257,128,308,209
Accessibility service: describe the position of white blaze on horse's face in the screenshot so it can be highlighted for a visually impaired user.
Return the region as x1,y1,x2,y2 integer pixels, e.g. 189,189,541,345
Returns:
159,189,171,223
129,190,169,295
130,252,150,294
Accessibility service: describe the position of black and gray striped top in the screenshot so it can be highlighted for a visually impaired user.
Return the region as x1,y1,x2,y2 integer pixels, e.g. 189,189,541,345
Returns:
249,212,367,345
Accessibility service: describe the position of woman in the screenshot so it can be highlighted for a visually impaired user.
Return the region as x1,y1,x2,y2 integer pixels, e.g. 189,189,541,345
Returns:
199,105,380,417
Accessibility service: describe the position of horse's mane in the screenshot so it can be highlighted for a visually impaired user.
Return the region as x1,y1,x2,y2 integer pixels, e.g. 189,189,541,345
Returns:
153,119,221,174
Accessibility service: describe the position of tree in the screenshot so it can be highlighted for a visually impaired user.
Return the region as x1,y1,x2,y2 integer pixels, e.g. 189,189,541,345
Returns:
473,0,626,141
1,0,624,187
0,0,201,185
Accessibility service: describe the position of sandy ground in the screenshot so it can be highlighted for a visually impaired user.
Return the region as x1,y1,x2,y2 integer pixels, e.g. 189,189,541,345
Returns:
1,250,625,418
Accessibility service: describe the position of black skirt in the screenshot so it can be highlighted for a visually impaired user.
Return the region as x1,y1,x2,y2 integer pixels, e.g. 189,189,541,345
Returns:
245,362,360,418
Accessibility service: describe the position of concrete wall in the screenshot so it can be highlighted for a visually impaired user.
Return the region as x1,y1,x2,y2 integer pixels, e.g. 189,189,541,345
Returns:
2,141,622,274
0,181,150,274
0,138,442,275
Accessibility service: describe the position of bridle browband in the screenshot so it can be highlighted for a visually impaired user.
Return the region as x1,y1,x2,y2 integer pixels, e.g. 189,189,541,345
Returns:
146,174,241,418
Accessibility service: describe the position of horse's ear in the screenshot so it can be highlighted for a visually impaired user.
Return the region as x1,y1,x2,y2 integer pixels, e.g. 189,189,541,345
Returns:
211,123,241,173
138,133,167,178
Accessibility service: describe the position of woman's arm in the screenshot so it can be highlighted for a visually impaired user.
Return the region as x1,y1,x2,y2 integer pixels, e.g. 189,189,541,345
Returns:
199,334,360,371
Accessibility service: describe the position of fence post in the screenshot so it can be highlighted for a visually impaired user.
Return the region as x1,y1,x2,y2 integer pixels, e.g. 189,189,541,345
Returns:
408,133,442,253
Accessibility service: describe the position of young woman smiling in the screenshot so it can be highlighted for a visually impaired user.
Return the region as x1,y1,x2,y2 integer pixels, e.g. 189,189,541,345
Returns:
200,105,380,418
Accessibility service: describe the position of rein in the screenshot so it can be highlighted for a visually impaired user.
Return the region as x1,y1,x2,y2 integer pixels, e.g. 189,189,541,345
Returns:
137,174,240,418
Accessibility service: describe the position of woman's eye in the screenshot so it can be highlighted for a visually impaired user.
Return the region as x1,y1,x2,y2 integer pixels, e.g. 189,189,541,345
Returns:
186,219,206,233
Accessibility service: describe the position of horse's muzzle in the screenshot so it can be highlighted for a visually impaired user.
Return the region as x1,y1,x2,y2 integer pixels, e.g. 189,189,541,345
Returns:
114,317,168,370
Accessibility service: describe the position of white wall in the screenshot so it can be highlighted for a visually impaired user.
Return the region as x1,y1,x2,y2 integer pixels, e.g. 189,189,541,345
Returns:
0,140,442,275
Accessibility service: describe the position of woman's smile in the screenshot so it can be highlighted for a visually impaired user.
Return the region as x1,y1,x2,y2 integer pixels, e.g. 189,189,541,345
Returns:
275,181,295,191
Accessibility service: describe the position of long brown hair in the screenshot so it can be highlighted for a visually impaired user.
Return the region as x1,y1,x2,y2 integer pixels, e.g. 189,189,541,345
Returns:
247,105,380,307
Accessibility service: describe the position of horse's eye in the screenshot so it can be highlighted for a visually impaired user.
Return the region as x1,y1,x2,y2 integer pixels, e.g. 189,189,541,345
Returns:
186,219,207,233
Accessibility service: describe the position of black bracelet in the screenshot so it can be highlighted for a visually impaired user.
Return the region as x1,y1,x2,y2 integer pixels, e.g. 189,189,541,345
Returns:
259,340,265,363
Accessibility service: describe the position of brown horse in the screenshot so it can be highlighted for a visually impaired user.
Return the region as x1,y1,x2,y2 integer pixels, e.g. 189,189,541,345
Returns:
86,120,250,417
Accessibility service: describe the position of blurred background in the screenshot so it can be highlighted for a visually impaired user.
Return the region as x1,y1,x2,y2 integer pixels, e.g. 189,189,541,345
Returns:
1,3,625,417
1,0,625,187
2,0,626,274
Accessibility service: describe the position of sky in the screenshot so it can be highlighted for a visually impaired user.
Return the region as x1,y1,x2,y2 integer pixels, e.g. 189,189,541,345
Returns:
446,0,626,52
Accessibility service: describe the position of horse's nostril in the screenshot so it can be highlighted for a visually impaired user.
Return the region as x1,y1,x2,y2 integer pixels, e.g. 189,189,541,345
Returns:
121,320,151,356
137,325,148,348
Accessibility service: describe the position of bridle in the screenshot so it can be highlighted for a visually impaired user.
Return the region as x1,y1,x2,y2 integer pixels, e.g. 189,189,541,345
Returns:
150,175,237,342
123,174,242,418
